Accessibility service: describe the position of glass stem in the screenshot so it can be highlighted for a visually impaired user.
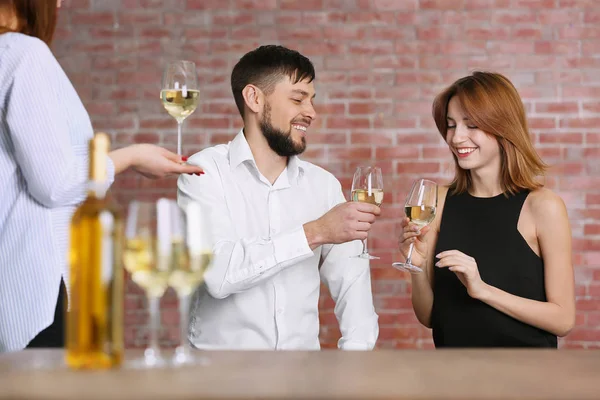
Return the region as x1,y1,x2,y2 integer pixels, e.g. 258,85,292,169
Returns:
177,121,183,156
178,293,191,356
148,295,161,357
362,237,369,255
406,242,415,265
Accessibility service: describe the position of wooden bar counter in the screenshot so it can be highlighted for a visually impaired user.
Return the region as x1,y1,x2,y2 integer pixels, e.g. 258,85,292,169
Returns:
0,349,598,399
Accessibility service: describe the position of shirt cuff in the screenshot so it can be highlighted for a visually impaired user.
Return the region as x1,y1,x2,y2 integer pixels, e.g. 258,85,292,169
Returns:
272,226,312,264
338,340,374,351
106,155,116,186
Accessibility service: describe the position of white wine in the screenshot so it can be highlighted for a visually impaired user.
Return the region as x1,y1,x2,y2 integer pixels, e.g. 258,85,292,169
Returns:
67,133,124,370
352,189,384,206
169,238,213,296
405,205,436,228
160,89,200,122
123,237,170,298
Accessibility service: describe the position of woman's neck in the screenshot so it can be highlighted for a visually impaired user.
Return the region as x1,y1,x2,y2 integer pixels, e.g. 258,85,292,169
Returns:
469,168,503,198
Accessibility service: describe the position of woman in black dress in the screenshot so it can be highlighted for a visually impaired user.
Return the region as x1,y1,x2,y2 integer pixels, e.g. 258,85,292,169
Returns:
397,72,575,347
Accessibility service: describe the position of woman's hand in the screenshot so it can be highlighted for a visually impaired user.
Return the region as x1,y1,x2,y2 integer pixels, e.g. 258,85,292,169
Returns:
110,144,204,178
397,217,430,269
435,250,490,299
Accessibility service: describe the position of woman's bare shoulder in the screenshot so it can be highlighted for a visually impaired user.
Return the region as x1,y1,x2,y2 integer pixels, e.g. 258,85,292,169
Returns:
528,187,568,221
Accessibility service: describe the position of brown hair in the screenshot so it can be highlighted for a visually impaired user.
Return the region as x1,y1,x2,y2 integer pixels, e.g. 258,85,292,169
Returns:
0,0,57,46
432,71,547,195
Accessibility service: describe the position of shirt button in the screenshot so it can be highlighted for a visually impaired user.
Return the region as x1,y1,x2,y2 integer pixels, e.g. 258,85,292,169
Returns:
277,308,284,315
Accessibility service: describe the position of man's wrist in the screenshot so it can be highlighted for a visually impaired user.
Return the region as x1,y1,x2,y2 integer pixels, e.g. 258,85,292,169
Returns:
303,220,325,250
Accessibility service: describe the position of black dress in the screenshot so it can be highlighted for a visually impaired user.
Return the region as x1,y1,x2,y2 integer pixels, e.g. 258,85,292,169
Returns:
431,190,557,348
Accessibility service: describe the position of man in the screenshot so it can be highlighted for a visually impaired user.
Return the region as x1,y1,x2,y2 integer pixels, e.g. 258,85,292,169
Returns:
177,45,380,350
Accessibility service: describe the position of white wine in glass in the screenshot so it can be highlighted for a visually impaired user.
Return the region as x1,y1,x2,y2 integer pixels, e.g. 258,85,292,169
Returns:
161,60,199,156
352,188,384,206
392,179,438,274
351,166,383,259
160,89,200,122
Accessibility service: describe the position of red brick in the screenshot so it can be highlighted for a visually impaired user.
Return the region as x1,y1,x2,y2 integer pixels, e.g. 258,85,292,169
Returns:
420,0,463,9
329,147,372,161
370,0,417,10
540,10,582,24
565,57,600,69
559,26,600,40
71,12,114,25
351,133,393,146
535,41,580,55
568,328,600,342
349,103,393,115
397,162,440,174
349,12,398,24
308,133,347,145
512,0,556,8
535,102,579,114
564,86,600,98
582,102,600,113
280,0,323,9
539,133,583,144
302,11,346,24
582,252,600,267
326,117,370,129
586,194,600,205
586,133,600,144
559,118,600,129
120,12,162,24
548,162,584,176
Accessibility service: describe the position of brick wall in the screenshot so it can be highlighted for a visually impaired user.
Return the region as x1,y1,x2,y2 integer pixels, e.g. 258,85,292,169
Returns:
54,0,600,349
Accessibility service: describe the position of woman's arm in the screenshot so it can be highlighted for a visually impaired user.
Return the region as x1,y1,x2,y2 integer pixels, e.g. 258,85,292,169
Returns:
109,144,203,178
6,38,96,208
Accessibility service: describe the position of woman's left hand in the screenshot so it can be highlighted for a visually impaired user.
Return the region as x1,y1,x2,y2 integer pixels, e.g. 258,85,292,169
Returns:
435,250,489,300
131,144,204,179
110,144,205,178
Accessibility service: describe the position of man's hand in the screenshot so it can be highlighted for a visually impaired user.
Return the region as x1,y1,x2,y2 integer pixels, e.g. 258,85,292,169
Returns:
304,202,381,249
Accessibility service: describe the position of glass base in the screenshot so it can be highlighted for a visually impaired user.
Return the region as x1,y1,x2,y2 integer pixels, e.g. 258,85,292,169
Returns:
172,346,210,367
126,348,167,369
352,253,380,260
392,262,423,274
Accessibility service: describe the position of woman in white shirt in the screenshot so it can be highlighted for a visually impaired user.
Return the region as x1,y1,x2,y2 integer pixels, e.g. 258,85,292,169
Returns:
0,0,203,352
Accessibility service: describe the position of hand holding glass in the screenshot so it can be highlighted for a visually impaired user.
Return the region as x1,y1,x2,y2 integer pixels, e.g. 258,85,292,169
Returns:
350,166,383,260
392,179,437,273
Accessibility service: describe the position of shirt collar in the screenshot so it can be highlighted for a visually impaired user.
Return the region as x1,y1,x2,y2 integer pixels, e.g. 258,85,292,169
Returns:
229,129,304,184
229,129,255,171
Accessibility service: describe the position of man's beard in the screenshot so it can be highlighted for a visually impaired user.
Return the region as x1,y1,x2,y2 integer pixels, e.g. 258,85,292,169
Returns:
260,103,306,157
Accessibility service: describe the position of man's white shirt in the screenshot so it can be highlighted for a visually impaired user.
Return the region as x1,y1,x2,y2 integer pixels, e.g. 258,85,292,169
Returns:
177,130,379,350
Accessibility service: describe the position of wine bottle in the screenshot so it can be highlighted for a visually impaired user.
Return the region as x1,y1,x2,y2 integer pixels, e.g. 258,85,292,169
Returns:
66,132,124,369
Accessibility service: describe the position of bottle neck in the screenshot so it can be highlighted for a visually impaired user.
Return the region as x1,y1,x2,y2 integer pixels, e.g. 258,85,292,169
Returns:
87,181,109,199
88,135,109,199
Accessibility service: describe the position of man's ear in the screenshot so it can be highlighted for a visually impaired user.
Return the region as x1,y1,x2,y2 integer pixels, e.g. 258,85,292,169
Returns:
242,84,263,115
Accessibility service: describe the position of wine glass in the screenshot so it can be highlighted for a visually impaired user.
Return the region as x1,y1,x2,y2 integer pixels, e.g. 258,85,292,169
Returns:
168,201,214,366
123,198,174,368
350,166,383,259
392,179,438,273
160,60,199,156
